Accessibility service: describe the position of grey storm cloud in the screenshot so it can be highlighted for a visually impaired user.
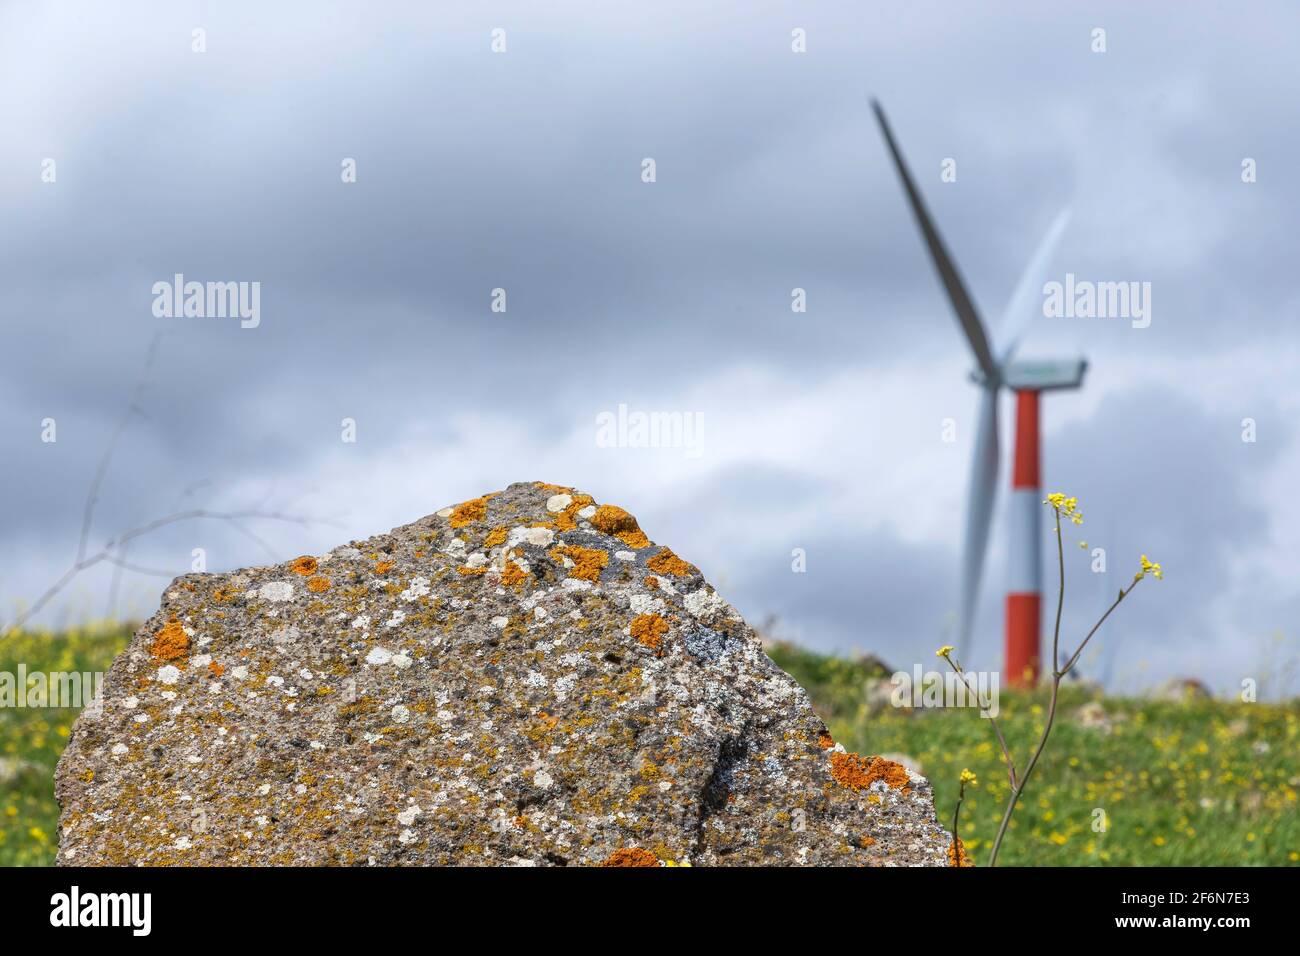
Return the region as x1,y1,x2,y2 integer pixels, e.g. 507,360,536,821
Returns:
3,1,1299,694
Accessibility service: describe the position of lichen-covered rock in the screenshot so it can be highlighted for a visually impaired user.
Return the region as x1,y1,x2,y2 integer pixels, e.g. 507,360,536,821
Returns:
55,482,952,866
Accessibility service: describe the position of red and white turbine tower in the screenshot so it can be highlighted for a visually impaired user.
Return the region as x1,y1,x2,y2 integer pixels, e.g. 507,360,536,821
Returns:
872,101,1086,686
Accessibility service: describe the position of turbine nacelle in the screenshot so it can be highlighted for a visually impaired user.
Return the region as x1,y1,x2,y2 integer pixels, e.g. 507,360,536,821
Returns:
1001,358,1088,392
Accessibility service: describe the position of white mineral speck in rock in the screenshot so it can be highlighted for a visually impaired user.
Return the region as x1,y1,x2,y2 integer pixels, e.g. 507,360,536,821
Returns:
629,593,662,615
392,705,410,724
232,666,248,680
366,646,393,665
157,665,181,685
398,805,422,825
192,654,211,668
578,505,597,519
614,551,636,562
534,770,554,789
509,526,555,548
400,576,431,601
546,493,572,512
436,507,453,518
384,610,406,628
111,743,128,756
174,836,192,850
399,829,417,845
123,696,139,710
258,581,295,602
393,653,412,669
684,587,729,618
491,616,509,629
351,614,371,630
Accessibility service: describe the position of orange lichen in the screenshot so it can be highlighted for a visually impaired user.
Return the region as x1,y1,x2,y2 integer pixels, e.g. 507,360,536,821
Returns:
588,504,652,549
290,555,318,576
449,495,490,528
457,565,487,576
534,482,573,495
501,560,528,589
552,493,596,532
948,835,973,867
618,529,651,549
817,733,835,750
209,661,225,677
150,617,189,662
644,576,659,589
307,575,331,593
601,847,659,867
829,752,909,791
646,547,695,578
484,526,508,548
550,545,609,582
212,586,236,603
630,613,668,651
374,560,394,575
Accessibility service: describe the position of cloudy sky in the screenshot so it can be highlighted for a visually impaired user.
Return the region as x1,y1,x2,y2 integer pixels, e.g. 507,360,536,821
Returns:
3,1,1297,696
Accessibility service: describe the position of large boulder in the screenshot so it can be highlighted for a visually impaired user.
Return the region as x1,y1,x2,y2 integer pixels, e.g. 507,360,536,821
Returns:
56,482,951,866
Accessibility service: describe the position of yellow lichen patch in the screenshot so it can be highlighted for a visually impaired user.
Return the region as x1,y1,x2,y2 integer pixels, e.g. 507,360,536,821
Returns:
212,586,236,603
630,613,668,651
449,495,491,528
289,555,318,576
646,547,695,578
457,565,487,576
550,545,608,582
829,752,910,791
306,575,331,593
601,847,659,867
484,526,508,548
150,617,189,663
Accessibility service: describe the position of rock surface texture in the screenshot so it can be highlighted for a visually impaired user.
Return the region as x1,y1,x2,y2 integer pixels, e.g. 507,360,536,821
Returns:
56,482,952,866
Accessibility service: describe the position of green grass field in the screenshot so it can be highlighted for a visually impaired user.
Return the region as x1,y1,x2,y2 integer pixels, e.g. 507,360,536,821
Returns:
0,624,129,866
768,642,1300,866
2,626,1297,866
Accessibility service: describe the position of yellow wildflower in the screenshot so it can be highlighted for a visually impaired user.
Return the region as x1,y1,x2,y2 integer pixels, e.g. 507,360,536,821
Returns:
936,645,954,659
1138,554,1163,580
960,769,978,786
1044,492,1083,525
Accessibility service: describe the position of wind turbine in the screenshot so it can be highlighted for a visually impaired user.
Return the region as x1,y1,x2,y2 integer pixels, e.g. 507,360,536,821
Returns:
871,100,1085,686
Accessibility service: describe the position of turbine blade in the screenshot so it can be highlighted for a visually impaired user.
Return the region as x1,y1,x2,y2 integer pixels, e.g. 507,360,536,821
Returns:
998,207,1072,363
872,99,998,382
958,385,999,659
